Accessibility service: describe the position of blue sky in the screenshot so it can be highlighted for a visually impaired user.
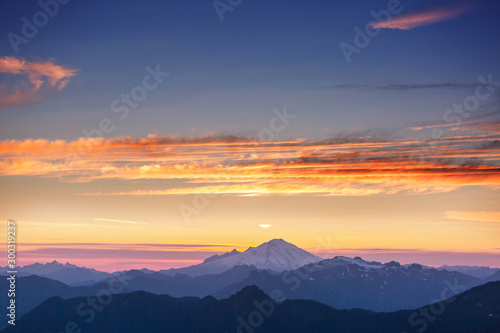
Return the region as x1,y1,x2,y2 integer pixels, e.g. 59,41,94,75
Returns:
1,0,500,270
1,0,499,140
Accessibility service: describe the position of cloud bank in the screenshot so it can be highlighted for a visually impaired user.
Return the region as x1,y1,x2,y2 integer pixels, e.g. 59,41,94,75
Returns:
0,130,499,197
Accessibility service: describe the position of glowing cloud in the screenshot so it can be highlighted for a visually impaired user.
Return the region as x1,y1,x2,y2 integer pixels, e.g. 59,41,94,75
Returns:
444,211,500,223
0,132,499,196
259,224,273,228
0,56,78,108
371,2,478,30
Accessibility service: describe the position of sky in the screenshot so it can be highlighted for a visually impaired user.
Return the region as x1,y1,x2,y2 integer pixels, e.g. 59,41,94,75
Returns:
0,0,499,272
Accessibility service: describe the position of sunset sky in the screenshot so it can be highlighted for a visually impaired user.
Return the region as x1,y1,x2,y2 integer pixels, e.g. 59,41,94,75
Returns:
1,0,499,272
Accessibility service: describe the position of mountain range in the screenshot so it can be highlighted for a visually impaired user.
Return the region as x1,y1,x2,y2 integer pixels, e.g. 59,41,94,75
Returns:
4,282,500,333
437,265,500,279
5,239,499,284
0,275,135,330
2,238,499,330
0,261,111,285
213,256,484,311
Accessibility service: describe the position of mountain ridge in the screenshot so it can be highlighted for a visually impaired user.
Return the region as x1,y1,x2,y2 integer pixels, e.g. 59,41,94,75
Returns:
4,282,500,333
4,240,498,282
0,260,111,285
214,255,483,311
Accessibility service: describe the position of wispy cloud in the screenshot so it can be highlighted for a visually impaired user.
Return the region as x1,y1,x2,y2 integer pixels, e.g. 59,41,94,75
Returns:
2,242,241,271
80,184,458,197
0,56,78,108
6,242,500,271
411,119,500,134
0,131,498,196
94,218,146,225
444,211,500,223
1,242,239,249
333,82,476,91
409,107,500,134
371,2,479,30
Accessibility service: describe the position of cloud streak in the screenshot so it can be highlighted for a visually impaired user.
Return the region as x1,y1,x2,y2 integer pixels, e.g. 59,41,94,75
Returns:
444,211,500,223
93,218,147,225
9,243,500,271
0,130,499,196
371,2,479,30
0,56,78,108
4,242,240,271
334,82,477,91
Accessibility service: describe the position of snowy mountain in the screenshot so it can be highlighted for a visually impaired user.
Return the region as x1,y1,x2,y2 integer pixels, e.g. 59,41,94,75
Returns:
316,256,385,269
0,260,76,274
214,256,483,311
161,239,323,277
0,260,110,285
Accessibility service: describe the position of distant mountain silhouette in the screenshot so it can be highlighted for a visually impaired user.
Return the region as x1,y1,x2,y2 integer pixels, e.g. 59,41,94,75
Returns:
214,256,483,311
99,264,257,297
2,244,488,324
0,261,110,285
4,282,500,333
0,265,255,328
438,265,500,279
484,270,500,283
3,239,497,330
0,275,132,330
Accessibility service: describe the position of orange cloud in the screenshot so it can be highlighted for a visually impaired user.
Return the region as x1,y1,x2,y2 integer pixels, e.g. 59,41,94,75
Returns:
371,2,478,30
0,133,499,196
444,211,500,223
0,56,78,108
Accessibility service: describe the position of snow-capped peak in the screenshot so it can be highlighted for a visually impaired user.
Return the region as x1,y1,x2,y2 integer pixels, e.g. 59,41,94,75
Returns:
201,238,323,273
312,256,385,270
